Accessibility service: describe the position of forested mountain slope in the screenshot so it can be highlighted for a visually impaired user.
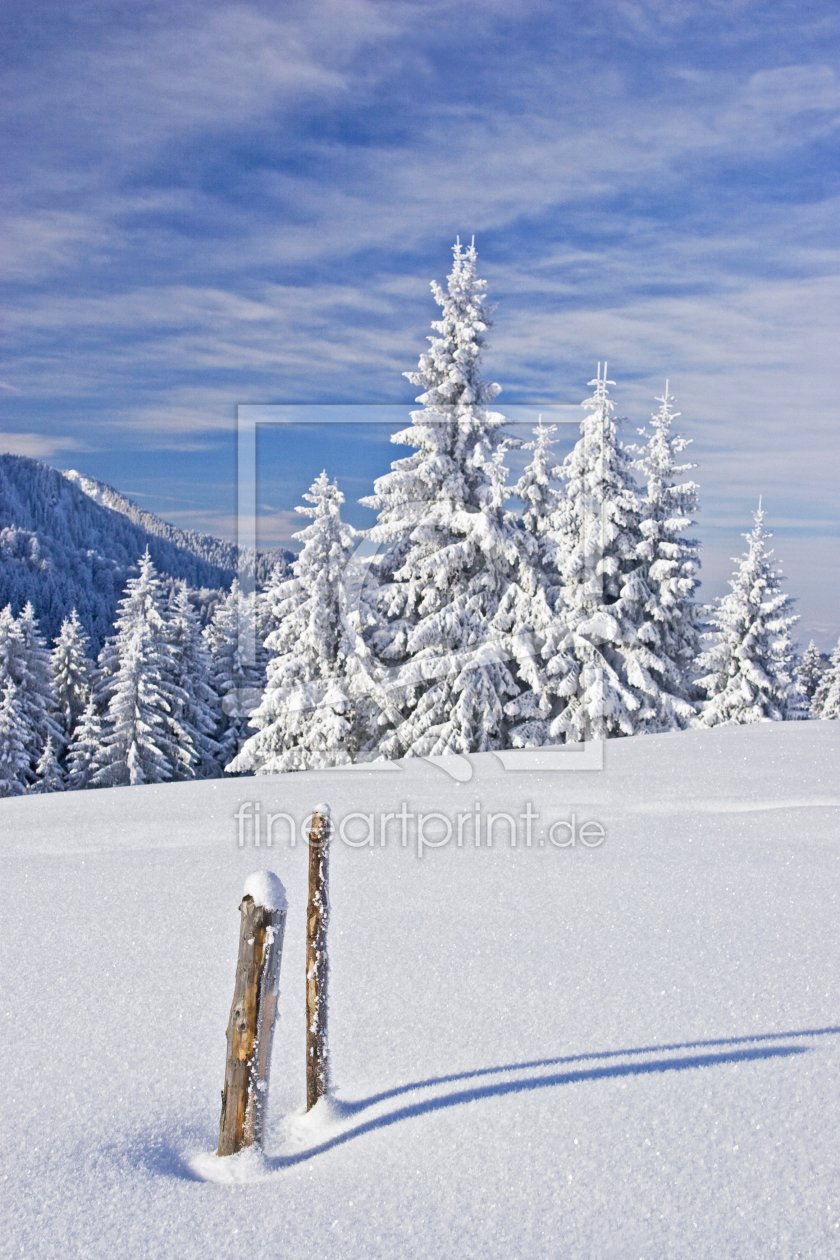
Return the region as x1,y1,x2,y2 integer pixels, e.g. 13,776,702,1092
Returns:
61,468,243,573
0,455,290,651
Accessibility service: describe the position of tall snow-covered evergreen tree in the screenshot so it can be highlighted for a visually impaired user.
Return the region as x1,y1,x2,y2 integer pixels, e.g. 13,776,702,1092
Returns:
627,383,702,730
811,638,840,720
50,609,92,743
16,602,63,766
0,602,62,781
361,237,522,756
94,550,186,786
495,420,570,746
203,579,264,764
165,583,223,778
228,472,376,773
546,366,648,741
514,417,565,542
797,640,825,707
696,505,804,725
65,697,105,789
0,605,26,703
0,682,29,797
34,736,65,793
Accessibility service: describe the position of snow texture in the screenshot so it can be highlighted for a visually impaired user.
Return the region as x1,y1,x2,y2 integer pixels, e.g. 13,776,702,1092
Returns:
243,869,287,913
0,721,837,1259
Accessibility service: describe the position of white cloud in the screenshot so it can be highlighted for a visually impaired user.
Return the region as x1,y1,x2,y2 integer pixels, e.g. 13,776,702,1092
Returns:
0,432,87,458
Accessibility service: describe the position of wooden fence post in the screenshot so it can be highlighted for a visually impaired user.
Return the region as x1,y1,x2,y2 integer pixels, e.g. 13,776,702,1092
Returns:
218,870,287,1156
306,804,331,1111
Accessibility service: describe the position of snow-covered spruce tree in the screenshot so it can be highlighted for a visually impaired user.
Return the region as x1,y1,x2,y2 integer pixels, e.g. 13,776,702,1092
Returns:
165,583,224,778
17,603,63,751
93,550,189,786
0,602,62,782
494,420,571,746
33,735,65,793
64,697,105,789
0,604,26,702
361,238,522,756
50,609,92,743
626,383,702,729
256,560,291,651
798,640,825,707
228,472,376,773
0,682,29,796
696,506,805,725
546,366,650,740
203,579,265,765
811,638,840,720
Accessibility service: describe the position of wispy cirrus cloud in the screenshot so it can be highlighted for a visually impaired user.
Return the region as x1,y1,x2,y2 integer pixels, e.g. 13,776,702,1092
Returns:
0,432,88,459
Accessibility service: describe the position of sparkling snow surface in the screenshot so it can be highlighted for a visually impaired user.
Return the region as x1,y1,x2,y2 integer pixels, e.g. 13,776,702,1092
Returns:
1,723,838,1258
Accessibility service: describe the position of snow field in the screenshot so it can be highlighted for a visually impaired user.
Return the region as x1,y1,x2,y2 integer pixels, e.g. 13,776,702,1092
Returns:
1,721,838,1258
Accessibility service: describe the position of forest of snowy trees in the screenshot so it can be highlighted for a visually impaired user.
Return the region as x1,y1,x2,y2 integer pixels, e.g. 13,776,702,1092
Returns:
0,240,836,793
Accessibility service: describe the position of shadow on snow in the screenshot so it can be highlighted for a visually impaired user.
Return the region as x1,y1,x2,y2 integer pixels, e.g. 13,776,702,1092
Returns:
168,1024,837,1180
258,1026,836,1172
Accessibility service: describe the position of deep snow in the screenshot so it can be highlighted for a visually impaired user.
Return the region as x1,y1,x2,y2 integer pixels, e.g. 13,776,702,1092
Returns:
1,722,838,1258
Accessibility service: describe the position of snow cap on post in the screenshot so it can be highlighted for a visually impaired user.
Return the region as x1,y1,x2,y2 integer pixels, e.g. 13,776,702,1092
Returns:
242,870,287,912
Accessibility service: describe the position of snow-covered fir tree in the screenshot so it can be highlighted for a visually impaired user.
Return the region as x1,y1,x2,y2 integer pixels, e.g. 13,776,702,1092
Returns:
627,383,702,729
165,583,223,778
203,579,264,765
256,561,291,652
33,735,65,793
544,366,649,740
0,602,62,782
93,550,188,786
228,472,377,773
514,417,565,541
494,420,571,746
0,682,29,796
17,602,63,765
797,640,825,706
696,505,804,725
361,238,522,756
811,638,840,720
64,697,105,790
0,605,26,696
50,609,92,743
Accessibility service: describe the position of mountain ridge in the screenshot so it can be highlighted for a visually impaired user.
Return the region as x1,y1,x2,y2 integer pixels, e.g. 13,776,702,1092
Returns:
0,453,292,652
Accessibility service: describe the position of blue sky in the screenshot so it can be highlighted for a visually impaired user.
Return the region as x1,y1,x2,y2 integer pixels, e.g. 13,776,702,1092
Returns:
1,0,838,645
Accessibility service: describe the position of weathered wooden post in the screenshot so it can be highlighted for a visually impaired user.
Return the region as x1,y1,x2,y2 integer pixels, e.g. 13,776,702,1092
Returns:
218,870,287,1156
306,804,331,1111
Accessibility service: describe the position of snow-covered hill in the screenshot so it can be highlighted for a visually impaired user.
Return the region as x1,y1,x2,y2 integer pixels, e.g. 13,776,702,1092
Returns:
1,722,837,1258
62,468,245,574
60,469,290,586
0,455,292,650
